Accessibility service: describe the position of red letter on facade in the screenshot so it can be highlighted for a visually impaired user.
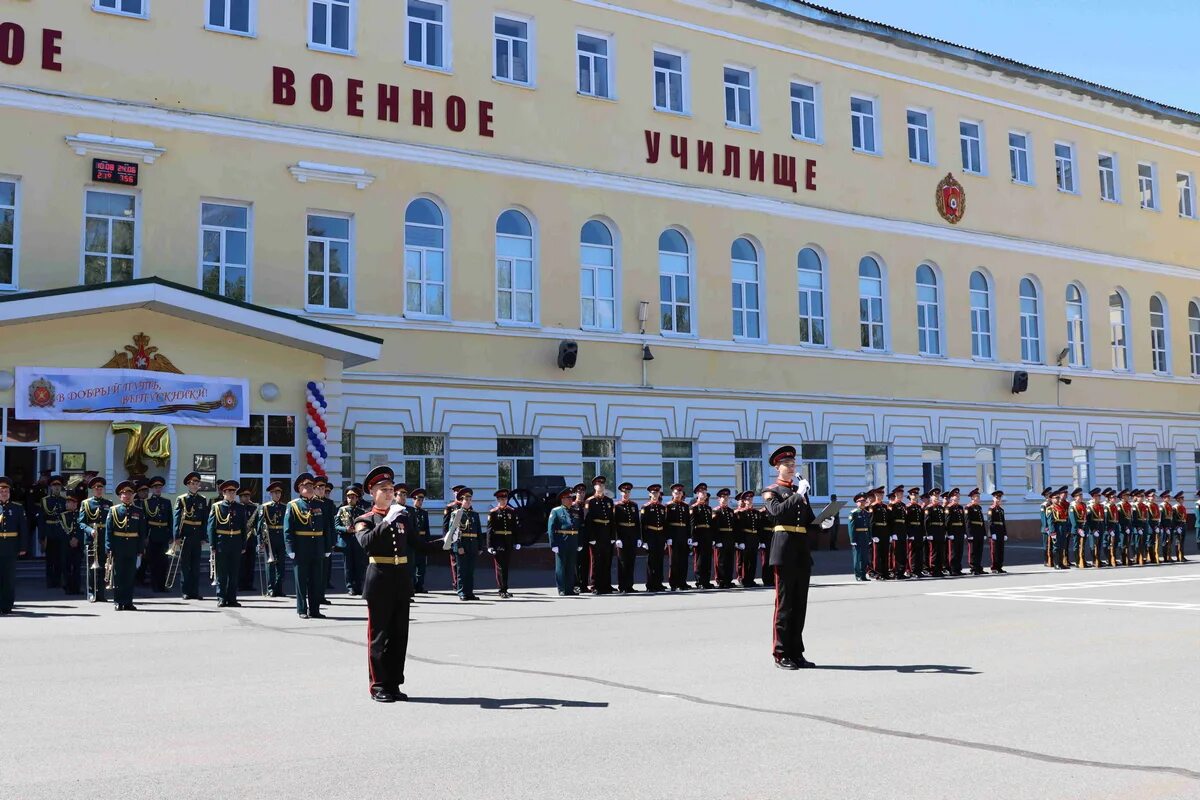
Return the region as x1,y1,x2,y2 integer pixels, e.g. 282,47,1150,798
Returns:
478,101,495,137
347,78,364,117
41,28,63,72
722,145,741,178
645,130,661,164
749,150,765,182
772,154,798,192
805,159,817,191
310,73,334,112
271,66,296,106
377,83,400,122
412,90,434,128
669,135,688,170
446,95,467,132
697,140,714,174
0,23,25,66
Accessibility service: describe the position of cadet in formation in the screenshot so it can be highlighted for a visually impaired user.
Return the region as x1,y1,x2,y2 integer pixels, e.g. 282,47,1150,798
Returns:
336,483,367,596
283,473,331,619
106,480,146,611
0,475,29,615
141,476,173,593
62,490,85,595
173,472,209,601
208,479,249,608
613,482,640,594
258,480,288,597
35,475,66,590
446,487,481,601
487,489,521,599
80,476,113,603
547,487,580,596
407,487,431,593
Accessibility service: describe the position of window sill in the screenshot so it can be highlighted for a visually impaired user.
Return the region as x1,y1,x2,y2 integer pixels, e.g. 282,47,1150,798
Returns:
307,43,357,57
792,134,822,146
577,92,617,103
660,331,698,340
971,355,997,363
798,342,831,350
493,76,537,91
1011,179,1035,187
1180,214,1197,221
581,324,621,334
962,170,987,179
306,306,355,316
0,285,19,293
733,335,766,345
403,313,450,323
919,352,948,359
909,158,936,168
654,107,691,118
725,122,759,134
1140,205,1161,213
205,25,256,38
1056,187,1080,196
93,8,149,20
852,148,883,158
860,347,890,354
496,320,539,330
406,61,453,76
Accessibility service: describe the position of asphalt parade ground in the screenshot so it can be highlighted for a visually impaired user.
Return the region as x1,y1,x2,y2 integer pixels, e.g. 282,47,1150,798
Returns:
2,548,1198,800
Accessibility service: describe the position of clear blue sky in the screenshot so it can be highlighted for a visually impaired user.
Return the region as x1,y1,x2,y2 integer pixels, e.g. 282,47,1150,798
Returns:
813,0,1200,112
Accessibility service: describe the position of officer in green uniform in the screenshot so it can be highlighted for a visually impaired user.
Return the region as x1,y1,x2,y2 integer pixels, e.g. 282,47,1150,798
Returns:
36,475,67,589
336,484,366,596
712,488,737,589
237,486,260,591
847,492,870,581
141,476,173,592
0,475,29,614
173,472,210,600
284,473,329,619
546,488,579,596
407,488,431,594
486,489,521,599
640,484,667,592
257,480,287,597
106,480,146,611
79,476,113,603
314,477,337,601
447,487,481,601
62,491,85,595
208,479,249,608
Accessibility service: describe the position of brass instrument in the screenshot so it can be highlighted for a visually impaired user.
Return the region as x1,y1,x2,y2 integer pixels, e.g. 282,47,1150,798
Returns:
164,538,183,590
104,554,114,590
209,546,217,585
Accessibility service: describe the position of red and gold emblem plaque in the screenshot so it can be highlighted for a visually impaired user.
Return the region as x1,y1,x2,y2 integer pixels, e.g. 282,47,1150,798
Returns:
936,172,966,224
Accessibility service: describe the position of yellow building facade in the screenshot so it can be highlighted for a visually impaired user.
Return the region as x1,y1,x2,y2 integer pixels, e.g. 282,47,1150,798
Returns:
1,0,1198,532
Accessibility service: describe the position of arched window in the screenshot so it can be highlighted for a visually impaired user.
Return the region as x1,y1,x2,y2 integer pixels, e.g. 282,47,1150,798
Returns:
731,238,761,339
580,220,616,330
1019,277,1042,363
496,209,536,323
1065,283,1087,367
1109,290,1130,371
858,256,885,350
404,198,445,317
797,247,826,346
969,270,993,359
1188,301,1200,376
659,229,693,335
915,263,941,356
1150,295,1169,373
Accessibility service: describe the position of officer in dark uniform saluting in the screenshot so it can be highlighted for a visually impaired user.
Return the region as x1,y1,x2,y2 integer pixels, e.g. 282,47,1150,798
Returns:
258,480,287,597
640,484,667,592
173,472,209,600
0,475,29,615
106,480,146,611
612,482,641,594
80,476,113,603
486,489,520,599
665,483,692,591
208,479,249,608
761,446,816,670
447,487,482,601
354,466,414,703
284,473,329,619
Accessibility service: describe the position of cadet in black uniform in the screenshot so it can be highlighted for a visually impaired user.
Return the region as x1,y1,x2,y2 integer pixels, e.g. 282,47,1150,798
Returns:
106,480,146,611
965,488,987,576
612,482,641,594
173,472,209,601
734,491,759,587
407,488,431,593
924,488,947,577
0,475,29,614
987,491,1007,573
571,483,590,594
640,484,667,592
887,486,907,580
665,483,692,591
712,488,737,589
80,476,113,603
486,489,520,598
690,483,715,590
905,487,926,578
208,479,249,608
945,488,966,575
584,477,615,594
868,487,889,579
761,446,816,670
354,466,414,703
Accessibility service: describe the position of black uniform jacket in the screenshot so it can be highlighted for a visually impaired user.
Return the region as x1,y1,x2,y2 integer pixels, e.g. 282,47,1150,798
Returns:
355,509,415,599
761,481,816,568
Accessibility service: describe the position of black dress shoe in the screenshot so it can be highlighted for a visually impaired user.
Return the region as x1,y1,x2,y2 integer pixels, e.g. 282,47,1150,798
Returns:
309,612,327,619
126,604,138,611
217,601,228,608
775,658,800,670
371,689,396,703
796,656,816,668
393,691,408,701
299,613,310,619
228,601,242,608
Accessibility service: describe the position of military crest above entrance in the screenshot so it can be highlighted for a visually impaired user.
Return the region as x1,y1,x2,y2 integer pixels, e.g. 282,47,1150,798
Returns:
100,332,181,374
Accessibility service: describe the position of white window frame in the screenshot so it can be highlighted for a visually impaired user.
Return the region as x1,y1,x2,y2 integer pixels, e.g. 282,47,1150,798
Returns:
915,263,943,357
790,80,821,143
1150,295,1170,374
1008,131,1032,185
198,200,252,302
723,64,756,130
1097,152,1119,203
308,0,355,55
1115,448,1134,491
1188,300,1200,376
1019,277,1043,364
661,440,695,489
731,237,763,342
582,438,618,487
797,246,827,347
975,446,999,495
580,219,618,332
969,270,994,360
1023,447,1044,497
304,210,353,313
652,47,688,115
401,434,445,501
81,187,140,285
959,119,985,175
734,441,765,495
234,414,297,503
206,0,255,36
858,255,886,352
496,436,537,491
576,30,614,100
1138,162,1159,210
94,0,148,19
864,444,890,489
1177,172,1196,219
922,445,945,493
406,0,450,72
799,443,830,498
906,108,933,165
1071,447,1094,491
1110,290,1131,372
1157,449,1175,491
493,13,535,87
0,177,19,290
403,196,449,320
1054,141,1078,194
1065,283,1088,368
495,209,538,326
658,228,695,338
850,94,880,155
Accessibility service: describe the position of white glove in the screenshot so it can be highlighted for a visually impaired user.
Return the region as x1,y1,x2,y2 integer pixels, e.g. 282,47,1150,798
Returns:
325,552,332,558
286,551,295,559
820,518,835,529
551,546,559,554
487,548,496,555
637,540,644,549
797,477,810,496
514,544,521,550
577,546,583,552
758,543,766,549
889,535,897,542
383,503,402,524
666,539,673,546
615,540,623,549
715,543,723,549
687,539,695,547
872,537,879,543
737,543,745,550
589,540,597,546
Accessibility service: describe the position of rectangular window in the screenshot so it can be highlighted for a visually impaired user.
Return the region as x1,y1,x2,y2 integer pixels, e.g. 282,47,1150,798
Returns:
800,443,830,497
95,0,147,18
582,438,617,487
207,0,253,35
341,428,355,486
305,213,351,311
975,446,998,494
1177,172,1195,219
309,0,353,53
577,32,612,99
1157,449,1174,491
734,441,763,495
83,190,137,284
865,444,890,489
1009,132,1031,184
959,120,983,174
1116,448,1134,491
407,0,446,69
235,414,296,502
402,435,444,500
790,81,819,142
661,440,694,489
922,446,944,493
200,202,250,301
1151,300,1168,373
1098,154,1118,202
1055,142,1077,193
1071,447,1093,490
0,179,16,287
850,96,878,154
653,49,686,114
907,109,932,164
1138,162,1158,210
724,66,754,128
1024,447,1044,495
494,16,531,85
497,437,535,491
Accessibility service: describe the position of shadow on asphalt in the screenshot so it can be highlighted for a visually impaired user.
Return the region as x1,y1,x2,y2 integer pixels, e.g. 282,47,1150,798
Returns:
406,696,610,710
6,610,100,618
816,664,981,675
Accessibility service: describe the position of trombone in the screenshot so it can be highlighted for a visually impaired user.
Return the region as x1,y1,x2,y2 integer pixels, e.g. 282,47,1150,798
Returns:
164,538,183,590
